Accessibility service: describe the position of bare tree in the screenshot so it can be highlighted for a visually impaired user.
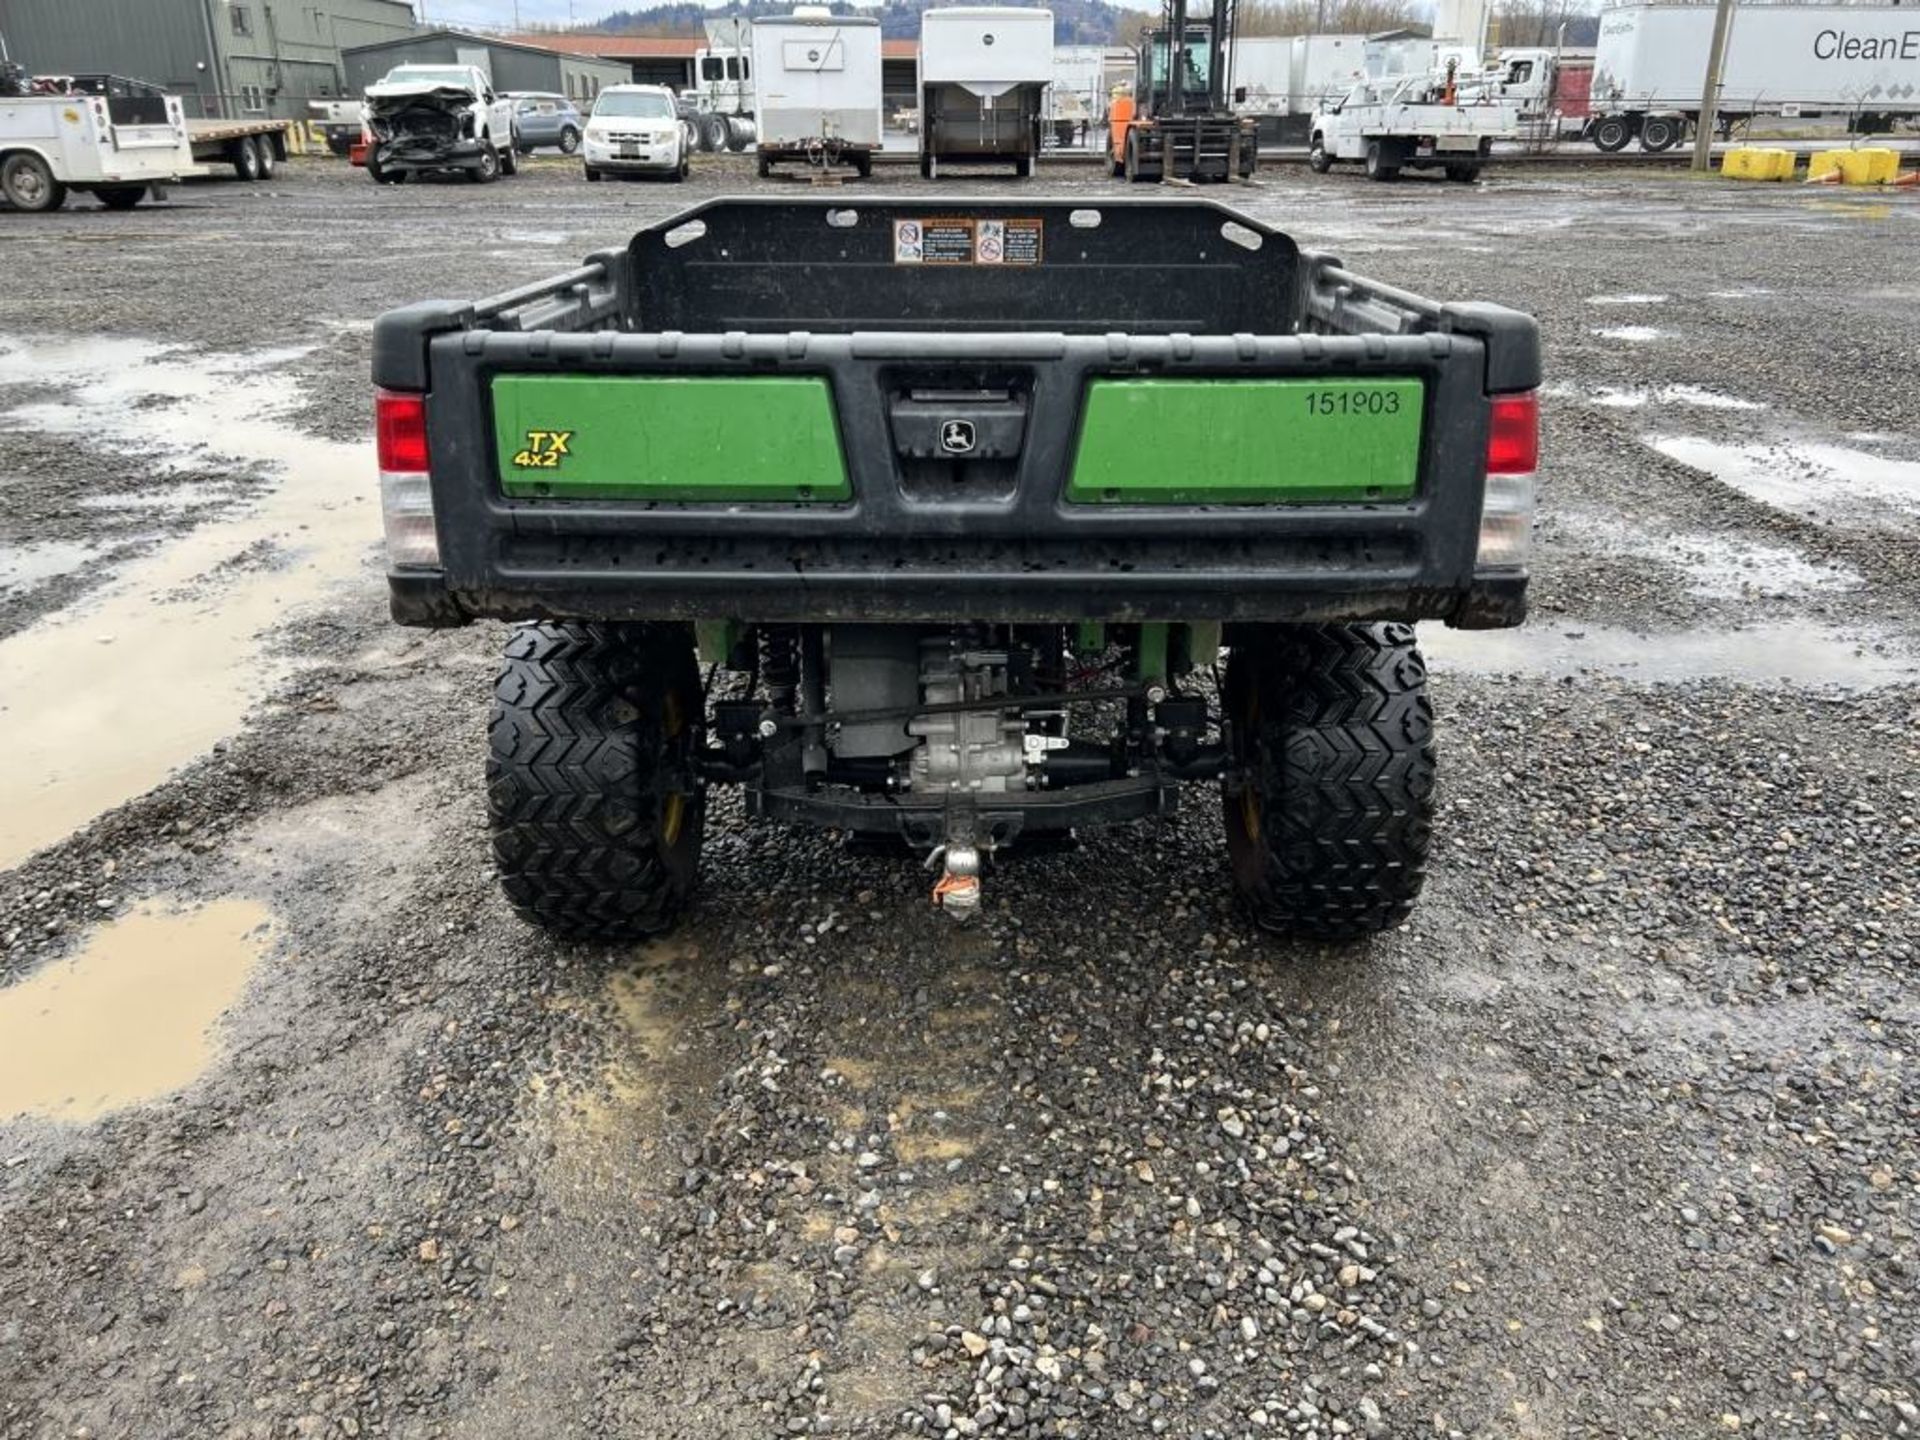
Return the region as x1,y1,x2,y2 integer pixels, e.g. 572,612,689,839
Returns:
1491,0,1584,49
1237,0,1424,38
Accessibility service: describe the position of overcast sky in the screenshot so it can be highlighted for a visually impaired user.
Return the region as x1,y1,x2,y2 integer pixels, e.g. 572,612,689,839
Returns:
412,0,1159,25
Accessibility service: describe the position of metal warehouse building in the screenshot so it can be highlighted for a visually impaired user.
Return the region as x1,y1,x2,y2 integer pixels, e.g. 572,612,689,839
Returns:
0,0,418,119
340,30,633,105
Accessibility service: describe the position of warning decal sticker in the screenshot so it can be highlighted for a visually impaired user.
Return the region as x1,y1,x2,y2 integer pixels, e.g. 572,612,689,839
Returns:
894,217,1043,265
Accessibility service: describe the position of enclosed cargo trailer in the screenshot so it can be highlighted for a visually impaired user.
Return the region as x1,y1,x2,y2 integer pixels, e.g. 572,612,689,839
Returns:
751,10,884,177
919,7,1054,177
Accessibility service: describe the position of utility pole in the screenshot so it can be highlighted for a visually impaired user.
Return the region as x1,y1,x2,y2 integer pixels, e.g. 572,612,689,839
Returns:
1691,0,1735,173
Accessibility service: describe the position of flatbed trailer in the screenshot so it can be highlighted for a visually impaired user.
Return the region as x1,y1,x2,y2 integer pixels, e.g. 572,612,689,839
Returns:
186,117,289,181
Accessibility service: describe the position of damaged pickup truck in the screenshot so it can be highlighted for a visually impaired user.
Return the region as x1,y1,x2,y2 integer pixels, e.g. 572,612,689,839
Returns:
363,64,519,185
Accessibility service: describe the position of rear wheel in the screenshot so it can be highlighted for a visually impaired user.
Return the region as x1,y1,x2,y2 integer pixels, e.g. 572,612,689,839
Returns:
489,623,705,941
1639,115,1679,152
853,152,872,179
500,137,519,175
1,153,66,211
1444,162,1480,183
1223,624,1435,940
232,136,264,181
698,113,727,153
559,125,581,154
1592,115,1632,152
255,135,276,178
96,186,145,210
757,152,773,178
1364,140,1399,181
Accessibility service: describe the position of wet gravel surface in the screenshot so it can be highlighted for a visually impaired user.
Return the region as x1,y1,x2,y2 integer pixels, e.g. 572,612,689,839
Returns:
1,156,1917,1440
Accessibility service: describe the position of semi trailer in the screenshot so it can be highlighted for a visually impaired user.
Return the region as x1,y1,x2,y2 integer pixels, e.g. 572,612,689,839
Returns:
1588,4,1920,151
919,7,1054,177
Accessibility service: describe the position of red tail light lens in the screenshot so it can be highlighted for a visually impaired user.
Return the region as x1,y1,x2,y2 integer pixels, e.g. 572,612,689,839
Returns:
1486,391,1539,475
375,389,428,473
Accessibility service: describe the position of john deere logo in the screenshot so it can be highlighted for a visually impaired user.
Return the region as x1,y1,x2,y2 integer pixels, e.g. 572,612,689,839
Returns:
940,419,976,455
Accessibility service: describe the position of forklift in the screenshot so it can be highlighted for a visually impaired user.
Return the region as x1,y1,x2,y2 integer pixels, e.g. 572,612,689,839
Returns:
1110,0,1257,183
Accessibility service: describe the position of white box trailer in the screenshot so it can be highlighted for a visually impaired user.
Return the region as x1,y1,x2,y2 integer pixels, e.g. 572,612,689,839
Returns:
1047,43,1115,144
1226,36,1293,115
1289,35,1376,115
1591,4,1920,151
0,84,192,212
751,11,884,177
919,7,1054,177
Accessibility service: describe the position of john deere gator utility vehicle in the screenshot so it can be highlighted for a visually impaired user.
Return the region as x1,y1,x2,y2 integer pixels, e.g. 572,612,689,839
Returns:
373,197,1537,939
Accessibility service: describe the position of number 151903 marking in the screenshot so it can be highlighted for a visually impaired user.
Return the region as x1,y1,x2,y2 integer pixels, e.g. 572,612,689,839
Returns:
1305,389,1402,417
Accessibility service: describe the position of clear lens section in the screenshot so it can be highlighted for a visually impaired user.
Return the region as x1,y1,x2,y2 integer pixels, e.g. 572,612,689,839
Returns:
380,471,440,570
1477,470,1534,568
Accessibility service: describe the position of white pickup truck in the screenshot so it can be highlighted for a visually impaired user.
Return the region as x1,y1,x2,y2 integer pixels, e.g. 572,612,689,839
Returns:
363,64,519,184
0,79,192,212
1309,73,1521,182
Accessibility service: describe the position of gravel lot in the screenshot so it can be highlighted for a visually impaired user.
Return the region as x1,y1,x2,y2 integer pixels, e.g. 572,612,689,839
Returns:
1,154,1917,1440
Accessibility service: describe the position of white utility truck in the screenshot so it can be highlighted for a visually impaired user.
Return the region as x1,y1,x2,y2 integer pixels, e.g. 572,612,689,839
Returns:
1589,3,1920,151
1309,70,1518,181
1230,34,1477,143
751,9,884,178
919,7,1054,177
0,73,192,211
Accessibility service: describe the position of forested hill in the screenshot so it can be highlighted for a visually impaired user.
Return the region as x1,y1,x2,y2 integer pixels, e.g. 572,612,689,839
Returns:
587,0,1141,45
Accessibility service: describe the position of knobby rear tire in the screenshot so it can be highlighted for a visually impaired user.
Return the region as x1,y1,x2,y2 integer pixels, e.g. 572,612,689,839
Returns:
1223,623,1435,941
488,623,705,941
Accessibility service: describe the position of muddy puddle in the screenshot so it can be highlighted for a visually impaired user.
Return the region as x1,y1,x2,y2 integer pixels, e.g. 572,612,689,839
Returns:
1422,620,1920,689
0,898,272,1123
0,539,102,592
1651,435,1920,522
1547,381,1764,412
1593,385,1763,412
0,337,375,870
1552,514,1863,599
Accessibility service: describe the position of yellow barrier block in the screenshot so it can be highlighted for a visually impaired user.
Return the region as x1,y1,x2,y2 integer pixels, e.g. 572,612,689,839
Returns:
1722,147,1795,181
1842,148,1899,185
1810,148,1902,184
1808,149,1848,181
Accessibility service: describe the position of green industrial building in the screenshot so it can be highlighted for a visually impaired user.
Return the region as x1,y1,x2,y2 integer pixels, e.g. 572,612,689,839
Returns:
0,0,419,119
